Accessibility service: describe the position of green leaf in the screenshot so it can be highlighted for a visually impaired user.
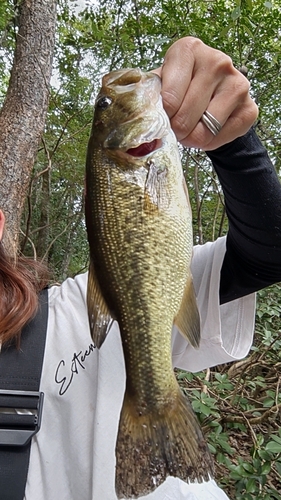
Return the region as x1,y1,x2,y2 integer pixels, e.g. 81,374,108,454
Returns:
216,438,234,455
246,477,257,493
261,462,272,475
242,462,254,473
258,449,273,461
263,397,275,408
269,434,281,445
265,441,281,453
230,464,250,479
219,23,232,38
231,6,241,20
242,24,254,39
230,470,243,480
208,442,216,454
269,490,281,500
276,461,281,475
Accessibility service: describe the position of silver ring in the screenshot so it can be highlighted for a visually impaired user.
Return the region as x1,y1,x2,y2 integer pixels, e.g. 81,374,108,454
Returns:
201,110,222,136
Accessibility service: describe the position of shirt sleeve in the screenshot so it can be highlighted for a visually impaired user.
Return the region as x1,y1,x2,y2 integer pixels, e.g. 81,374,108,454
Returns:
206,127,281,303
172,237,255,372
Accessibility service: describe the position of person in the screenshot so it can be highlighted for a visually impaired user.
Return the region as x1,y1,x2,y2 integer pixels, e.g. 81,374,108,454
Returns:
0,36,281,500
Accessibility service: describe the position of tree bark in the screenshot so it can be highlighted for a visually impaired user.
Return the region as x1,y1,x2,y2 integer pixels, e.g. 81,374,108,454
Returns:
0,0,57,255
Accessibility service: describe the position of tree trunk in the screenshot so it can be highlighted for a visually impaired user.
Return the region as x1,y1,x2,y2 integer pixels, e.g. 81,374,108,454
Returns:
0,0,57,255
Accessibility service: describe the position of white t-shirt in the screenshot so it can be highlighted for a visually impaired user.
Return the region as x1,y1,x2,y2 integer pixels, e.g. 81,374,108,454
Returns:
24,237,256,500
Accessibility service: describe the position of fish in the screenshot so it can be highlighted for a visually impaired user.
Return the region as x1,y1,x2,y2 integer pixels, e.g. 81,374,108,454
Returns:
85,68,214,499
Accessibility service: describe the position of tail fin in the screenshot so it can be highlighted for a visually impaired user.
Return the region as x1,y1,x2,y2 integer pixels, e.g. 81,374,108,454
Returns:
115,390,214,499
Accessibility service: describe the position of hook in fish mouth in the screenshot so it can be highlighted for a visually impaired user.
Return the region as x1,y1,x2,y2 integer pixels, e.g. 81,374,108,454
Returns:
126,139,162,157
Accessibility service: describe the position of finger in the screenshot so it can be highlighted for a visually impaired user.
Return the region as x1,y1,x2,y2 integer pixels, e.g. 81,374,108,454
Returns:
151,37,258,150
150,67,162,78
157,42,195,119
205,100,258,150
179,74,258,149
163,40,239,141
169,66,223,142
181,97,258,150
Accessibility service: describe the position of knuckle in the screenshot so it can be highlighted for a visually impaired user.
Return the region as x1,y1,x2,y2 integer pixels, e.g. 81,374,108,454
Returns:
182,37,205,64
229,79,250,105
236,74,251,95
242,102,259,127
166,36,202,66
251,101,259,121
247,100,259,121
213,53,235,77
173,36,203,52
230,102,259,134
181,128,213,150
222,61,251,95
184,36,204,51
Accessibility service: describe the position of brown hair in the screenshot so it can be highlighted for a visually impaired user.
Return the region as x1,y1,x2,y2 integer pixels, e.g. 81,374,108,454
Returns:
0,242,49,345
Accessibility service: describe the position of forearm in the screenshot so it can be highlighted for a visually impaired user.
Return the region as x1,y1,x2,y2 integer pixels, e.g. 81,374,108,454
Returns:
206,127,281,304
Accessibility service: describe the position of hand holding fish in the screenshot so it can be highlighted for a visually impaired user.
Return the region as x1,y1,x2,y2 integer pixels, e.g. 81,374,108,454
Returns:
153,36,259,150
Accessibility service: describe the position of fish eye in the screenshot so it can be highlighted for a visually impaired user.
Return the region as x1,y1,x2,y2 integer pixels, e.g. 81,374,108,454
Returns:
96,96,112,110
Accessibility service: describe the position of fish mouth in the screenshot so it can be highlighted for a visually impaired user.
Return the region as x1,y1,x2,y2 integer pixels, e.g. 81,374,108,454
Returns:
125,139,162,157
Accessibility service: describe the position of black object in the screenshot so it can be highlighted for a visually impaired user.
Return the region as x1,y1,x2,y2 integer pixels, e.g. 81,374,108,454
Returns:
0,288,48,500
207,127,281,303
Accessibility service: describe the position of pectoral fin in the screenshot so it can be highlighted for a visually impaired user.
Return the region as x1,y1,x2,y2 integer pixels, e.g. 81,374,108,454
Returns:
87,259,114,348
174,274,200,348
144,161,168,211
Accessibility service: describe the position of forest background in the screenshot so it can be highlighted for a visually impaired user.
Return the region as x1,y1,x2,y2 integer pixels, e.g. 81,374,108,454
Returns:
0,0,280,498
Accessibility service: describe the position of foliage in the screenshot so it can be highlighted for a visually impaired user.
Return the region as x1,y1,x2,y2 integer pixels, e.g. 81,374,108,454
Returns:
1,0,280,272
177,282,281,498
0,0,15,99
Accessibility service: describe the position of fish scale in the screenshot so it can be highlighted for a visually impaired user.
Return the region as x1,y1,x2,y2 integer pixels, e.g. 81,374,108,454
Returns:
85,68,214,498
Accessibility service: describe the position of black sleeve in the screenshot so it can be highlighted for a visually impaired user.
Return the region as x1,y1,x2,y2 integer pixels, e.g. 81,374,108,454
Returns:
206,127,281,304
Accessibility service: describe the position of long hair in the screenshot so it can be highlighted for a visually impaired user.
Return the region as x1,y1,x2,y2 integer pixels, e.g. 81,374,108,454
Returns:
0,242,49,345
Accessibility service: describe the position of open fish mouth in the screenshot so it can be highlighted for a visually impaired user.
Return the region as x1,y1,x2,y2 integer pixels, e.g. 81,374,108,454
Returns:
103,108,169,152
126,138,162,157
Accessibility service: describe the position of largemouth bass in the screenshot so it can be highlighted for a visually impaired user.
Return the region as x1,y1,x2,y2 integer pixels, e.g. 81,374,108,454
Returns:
85,68,214,499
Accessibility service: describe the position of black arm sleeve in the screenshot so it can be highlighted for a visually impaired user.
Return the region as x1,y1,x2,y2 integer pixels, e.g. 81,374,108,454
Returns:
206,127,281,304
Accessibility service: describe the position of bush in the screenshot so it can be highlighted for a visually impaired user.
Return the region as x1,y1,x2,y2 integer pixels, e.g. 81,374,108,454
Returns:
176,283,281,498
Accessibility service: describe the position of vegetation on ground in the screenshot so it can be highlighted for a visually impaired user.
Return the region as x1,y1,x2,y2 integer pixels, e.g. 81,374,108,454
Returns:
178,282,281,498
